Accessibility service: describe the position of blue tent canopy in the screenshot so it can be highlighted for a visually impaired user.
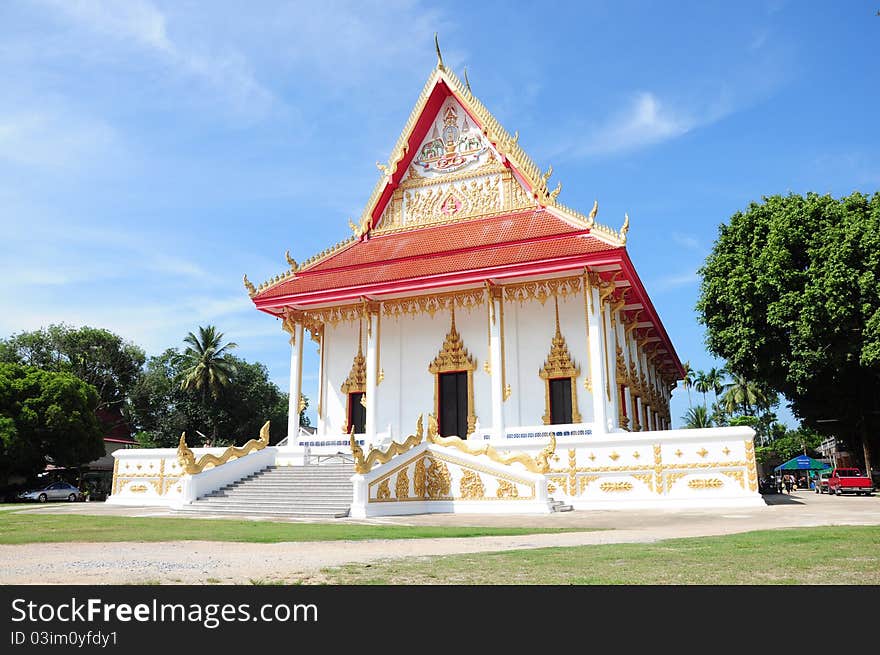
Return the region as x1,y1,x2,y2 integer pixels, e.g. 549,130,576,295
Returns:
773,455,831,471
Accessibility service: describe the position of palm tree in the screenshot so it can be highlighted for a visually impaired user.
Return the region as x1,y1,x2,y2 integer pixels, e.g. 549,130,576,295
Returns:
682,405,713,428
706,366,727,409
694,370,711,409
180,325,238,444
721,373,766,416
680,361,695,408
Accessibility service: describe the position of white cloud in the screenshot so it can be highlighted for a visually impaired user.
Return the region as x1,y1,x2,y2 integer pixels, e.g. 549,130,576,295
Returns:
40,0,275,118
41,0,173,52
571,92,694,158
0,109,121,171
653,271,701,292
671,233,702,251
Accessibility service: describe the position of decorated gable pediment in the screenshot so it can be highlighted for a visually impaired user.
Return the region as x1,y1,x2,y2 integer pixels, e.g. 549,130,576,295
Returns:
375,97,534,233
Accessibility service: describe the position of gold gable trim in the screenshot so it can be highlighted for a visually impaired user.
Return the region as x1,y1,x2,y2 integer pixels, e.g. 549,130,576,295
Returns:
360,65,626,245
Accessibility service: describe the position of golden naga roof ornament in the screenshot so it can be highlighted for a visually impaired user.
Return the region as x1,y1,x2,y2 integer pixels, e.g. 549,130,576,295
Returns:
587,199,598,228
285,250,297,270
434,32,444,70
243,274,256,296
620,212,630,244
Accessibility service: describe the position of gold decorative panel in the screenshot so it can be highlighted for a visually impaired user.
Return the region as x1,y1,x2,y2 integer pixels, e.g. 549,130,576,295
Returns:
425,456,451,499
340,324,367,395
395,469,410,500
383,288,484,320
599,481,633,493
402,176,501,227
460,469,485,499
504,276,583,306
496,479,519,498
688,478,724,489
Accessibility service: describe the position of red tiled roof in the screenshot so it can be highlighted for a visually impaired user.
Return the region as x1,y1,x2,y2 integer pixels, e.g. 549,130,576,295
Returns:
255,210,619,301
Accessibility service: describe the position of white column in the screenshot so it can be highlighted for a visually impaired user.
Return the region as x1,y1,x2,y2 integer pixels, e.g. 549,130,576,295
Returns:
618,321,633,431
365,309,378,441
604,301,620,432
316,328,326,436
489,294,505,439
588,286,608,434
287,322,304,443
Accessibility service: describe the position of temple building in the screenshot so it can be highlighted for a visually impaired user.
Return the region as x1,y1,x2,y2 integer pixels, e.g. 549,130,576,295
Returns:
246,60,681,447
108,52,762,515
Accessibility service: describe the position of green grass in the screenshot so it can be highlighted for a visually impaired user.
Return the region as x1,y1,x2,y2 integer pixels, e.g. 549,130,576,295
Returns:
321,526,880,585
0,511,586,545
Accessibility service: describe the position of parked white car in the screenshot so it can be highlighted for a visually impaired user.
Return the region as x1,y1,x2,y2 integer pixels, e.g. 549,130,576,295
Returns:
18,482,83,502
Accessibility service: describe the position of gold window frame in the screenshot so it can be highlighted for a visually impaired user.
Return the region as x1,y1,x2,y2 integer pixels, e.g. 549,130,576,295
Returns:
539,299,582,425
428,309,477,438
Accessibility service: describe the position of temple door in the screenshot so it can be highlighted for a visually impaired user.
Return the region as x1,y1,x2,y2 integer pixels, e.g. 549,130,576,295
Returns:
348,392,366,434
439,371,468,439
549,378,573,424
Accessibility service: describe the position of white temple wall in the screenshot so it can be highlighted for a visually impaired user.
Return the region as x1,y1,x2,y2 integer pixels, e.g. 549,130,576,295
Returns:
505,294,593,428
322,320,359,435
318,287,623,441
375,314,401,440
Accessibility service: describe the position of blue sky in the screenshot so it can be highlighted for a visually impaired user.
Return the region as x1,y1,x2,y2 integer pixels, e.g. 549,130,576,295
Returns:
1,1,878,429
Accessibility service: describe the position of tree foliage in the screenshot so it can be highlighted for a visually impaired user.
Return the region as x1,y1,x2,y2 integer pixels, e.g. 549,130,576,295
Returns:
681,405,712,429
180,326,238,400
697,192,880,471
0,363,105,480
0,324,145,410
128,351,303,448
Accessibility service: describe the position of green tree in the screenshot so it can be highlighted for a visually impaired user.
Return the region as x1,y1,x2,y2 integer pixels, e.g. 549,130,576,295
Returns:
720,373,769,416
0,363,104,482
682,405,713,429
129,349,306,448
755,426,823,465
179,326,238,444
706,367,727,406
694,370,711,409
0,325,145,412
127,349,206,448
697,192,880,477
680,360,695,408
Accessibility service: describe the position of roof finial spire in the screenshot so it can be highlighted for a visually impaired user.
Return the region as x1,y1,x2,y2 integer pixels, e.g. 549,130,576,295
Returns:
434,33,444,70
464,66,471,93
620,212,630,243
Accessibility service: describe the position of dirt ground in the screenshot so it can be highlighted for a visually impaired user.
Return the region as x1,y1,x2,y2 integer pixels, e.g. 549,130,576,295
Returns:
2,491,878,584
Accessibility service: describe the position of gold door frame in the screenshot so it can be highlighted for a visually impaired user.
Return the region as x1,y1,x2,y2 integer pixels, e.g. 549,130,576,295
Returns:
539,297,582,425
429,309,477,437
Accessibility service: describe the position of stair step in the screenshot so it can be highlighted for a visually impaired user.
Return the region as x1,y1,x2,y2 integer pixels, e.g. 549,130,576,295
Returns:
175,464,354,519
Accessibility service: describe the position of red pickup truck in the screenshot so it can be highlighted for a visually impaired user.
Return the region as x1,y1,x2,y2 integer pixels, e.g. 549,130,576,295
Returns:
827,468,874,496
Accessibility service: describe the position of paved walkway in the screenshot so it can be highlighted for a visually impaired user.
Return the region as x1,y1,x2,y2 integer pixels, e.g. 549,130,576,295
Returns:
2,491,878,584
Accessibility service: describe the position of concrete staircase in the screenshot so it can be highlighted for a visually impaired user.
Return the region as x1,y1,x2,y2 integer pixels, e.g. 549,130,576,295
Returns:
176,464,353,518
